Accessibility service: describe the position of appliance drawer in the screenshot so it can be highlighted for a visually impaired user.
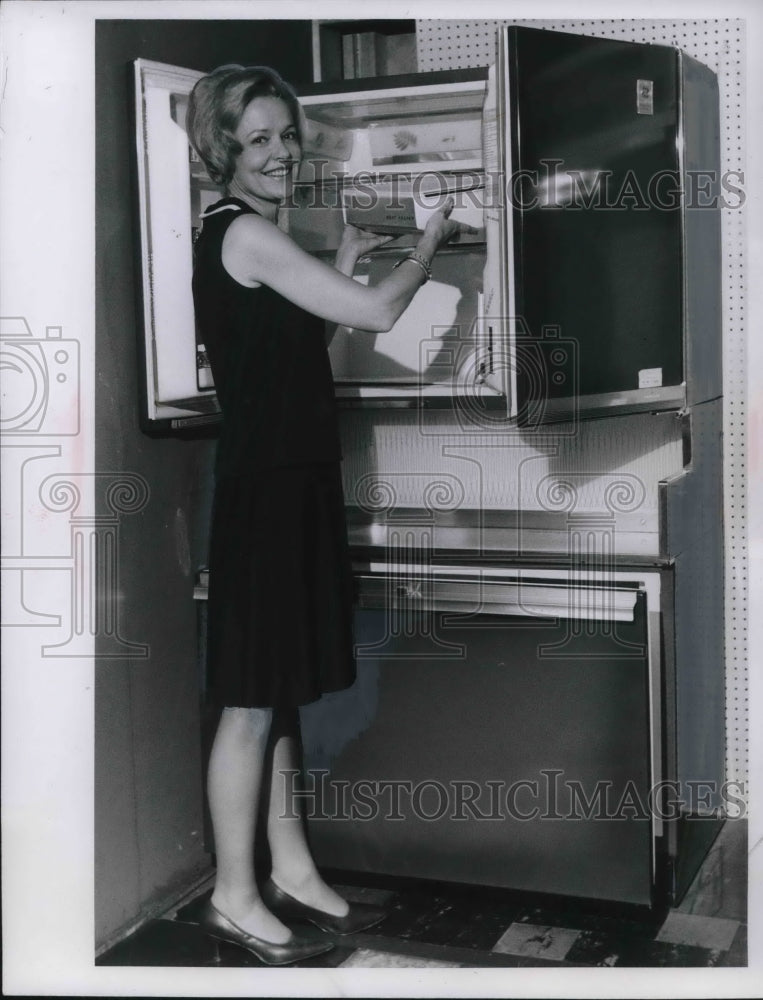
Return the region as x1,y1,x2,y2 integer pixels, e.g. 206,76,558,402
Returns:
301,568,657,905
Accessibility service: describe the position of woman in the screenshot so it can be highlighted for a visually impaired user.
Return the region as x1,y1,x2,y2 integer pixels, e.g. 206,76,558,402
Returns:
187,64,464,966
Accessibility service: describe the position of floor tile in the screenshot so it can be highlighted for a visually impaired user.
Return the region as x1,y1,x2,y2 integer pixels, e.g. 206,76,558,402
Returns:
513,902,663,940
351,931,535,967
369,888,448,939
719,923,747,967
492,922,580,961
331,884,397,906
655,911,739,951
677,818,747,922
607,937,725,967
401,894,525,951
339,947,461,968
97,821,748,971
564,929,628,967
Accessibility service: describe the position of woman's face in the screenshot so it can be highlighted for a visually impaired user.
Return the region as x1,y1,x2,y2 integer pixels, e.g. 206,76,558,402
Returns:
229,96,301,214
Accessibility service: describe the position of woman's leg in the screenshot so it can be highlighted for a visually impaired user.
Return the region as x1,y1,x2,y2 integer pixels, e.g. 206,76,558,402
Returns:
266,708,349,916
207,706,292,942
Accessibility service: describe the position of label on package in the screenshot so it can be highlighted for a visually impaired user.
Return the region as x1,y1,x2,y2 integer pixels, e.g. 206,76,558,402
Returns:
638,367,663,388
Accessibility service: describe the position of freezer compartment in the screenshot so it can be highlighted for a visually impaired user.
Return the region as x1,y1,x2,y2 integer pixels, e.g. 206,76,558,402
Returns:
301,578,655,904
298,78,488,178
289,72,511,409
133,27,720,428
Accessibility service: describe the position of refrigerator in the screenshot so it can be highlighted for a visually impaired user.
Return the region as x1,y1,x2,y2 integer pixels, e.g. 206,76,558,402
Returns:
133,24,720,430
139,24,725,906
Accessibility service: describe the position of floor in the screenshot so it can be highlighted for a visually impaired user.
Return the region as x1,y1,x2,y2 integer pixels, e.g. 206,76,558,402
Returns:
97,818,747,969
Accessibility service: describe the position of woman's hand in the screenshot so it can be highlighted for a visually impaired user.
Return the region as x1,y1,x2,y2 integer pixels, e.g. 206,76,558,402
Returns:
416,197,477,259
335,225,395,275
339,224,395,256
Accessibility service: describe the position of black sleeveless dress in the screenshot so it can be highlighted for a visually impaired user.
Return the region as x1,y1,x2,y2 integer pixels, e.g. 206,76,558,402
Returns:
193,198,356,708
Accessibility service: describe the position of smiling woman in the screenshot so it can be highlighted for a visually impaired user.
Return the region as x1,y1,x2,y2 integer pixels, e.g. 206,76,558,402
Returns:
184,62,466,967
186,64,303,190
228,97,301,216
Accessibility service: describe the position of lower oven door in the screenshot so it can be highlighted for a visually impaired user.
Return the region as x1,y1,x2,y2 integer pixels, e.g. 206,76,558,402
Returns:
300,565,657,906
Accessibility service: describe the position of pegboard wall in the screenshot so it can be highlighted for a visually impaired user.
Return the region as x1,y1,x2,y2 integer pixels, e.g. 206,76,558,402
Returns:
415,19,748,786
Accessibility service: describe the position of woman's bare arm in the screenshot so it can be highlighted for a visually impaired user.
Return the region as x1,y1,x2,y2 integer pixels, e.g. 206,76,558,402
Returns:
221,205,462,333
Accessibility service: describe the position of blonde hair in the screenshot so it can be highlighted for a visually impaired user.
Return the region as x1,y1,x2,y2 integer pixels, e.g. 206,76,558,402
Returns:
187,64,303,187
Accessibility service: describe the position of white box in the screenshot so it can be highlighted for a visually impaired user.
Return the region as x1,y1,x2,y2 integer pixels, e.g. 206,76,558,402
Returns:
342,176,485,233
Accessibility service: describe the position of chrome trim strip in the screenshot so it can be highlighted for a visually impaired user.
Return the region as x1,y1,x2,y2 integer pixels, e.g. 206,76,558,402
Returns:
335,383,686,413
346,525,661,560
538,385,686,420
345,506,659,532
355,573,639,621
